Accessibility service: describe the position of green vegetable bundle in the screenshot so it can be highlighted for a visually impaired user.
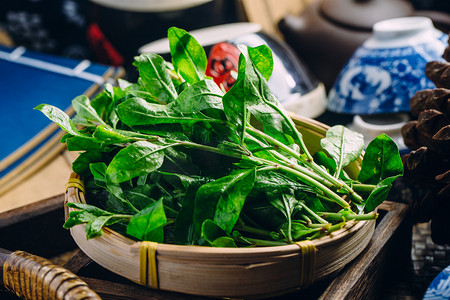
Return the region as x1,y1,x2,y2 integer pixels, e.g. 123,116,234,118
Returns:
36,27,403,247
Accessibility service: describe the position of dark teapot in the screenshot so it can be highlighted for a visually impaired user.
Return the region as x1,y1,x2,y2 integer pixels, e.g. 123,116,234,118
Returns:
278,0,450,91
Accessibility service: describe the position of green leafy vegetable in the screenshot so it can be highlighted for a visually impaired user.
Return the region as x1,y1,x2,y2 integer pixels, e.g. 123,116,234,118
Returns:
36,26,403,247
35,104,84,137
133,53,177,103
106,141,167,184
357,134,403,212
320,125,364,178
72,95,107,127
64,202,131,239
201,219,237,247
168,27,207,84
358,133,404,184
172,79,224,113
126,198,167,242
192,168,256,242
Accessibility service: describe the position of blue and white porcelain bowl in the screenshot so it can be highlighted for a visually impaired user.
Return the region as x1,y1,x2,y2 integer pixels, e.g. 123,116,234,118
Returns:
328,16,448,115
424,264,450,300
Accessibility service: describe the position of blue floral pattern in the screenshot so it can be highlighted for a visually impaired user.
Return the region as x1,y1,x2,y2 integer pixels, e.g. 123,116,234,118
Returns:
328,33,447,114
424,265,450,300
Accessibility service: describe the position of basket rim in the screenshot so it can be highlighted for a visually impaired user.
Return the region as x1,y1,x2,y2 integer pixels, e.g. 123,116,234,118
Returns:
65,172,368,256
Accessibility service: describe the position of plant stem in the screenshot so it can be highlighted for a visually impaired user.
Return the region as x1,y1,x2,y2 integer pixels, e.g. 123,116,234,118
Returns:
282,196,293,243
272,164,350,208
111,213,133,219
260,99,313,161
170,130,352,209
246,126,364,203
297,202,329,224
236,224,273,239
309,222,346,240
352,183,377,193
319,211,379,221
175,140,244,159
259,163,349,208
247,126,342,187
306,223,331,228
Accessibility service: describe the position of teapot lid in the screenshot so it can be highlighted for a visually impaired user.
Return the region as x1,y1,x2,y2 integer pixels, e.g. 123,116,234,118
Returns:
320,0,414,30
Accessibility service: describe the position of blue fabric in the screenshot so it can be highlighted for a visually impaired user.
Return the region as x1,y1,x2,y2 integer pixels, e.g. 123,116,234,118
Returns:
0,45,112,174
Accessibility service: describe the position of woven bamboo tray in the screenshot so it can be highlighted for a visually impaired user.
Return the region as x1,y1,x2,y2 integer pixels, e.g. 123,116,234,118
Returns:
64,114,376,299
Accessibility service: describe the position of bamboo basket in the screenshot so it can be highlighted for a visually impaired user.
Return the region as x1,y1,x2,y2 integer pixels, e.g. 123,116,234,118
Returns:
64,114,376,299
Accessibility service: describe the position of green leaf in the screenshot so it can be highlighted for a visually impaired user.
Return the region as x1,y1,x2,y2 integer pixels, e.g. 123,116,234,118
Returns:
72,95,107,126
289,222,320,240
222,46,298,146
172,79,224,113
358,134,404,184
71,151,106,177
66,202,114,217
201,219,237,247
269,192,297,242
173,186,198,245
253,171,316,195
269,192,297,219
92,125,136,145
209,236,237,247
313,151,352,181
304,195,329,213
63,210,97,229
117,97,214,127
158,171,207,190
88,88,119,128
106,141,166,183
363,176,398,213
193,168,256,239
90,162,139,213
34,104,83,137
126,198,167,242
124,186,157,211
320,125,364,177
63,202,128,239
85,215,118,239
248,45,273,81
168,27,207,84
89,162,108,189
214,168,256,233
356,134,403,212
65,136,103,151
133,53,177,103
104,82,126,102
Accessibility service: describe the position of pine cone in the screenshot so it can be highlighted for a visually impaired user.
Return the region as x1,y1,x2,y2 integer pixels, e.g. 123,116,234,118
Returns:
401,34,450,245
409,88,450,117
442,34,450,62
425,61,450,88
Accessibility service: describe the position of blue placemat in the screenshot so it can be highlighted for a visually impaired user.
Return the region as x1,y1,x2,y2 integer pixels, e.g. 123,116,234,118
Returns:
0,45,113,177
